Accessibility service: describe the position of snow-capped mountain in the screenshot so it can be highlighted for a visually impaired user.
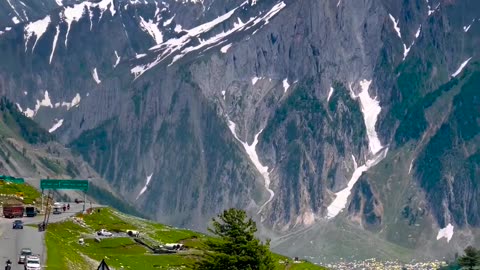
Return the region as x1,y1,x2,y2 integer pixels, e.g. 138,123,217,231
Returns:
0,0,479,263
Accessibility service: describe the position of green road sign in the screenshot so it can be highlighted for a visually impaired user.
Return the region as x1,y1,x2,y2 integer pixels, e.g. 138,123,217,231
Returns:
0,175,25,184
40,179,89,191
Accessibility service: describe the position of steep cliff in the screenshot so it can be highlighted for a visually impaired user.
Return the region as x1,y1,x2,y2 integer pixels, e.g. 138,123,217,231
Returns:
0,0,479,263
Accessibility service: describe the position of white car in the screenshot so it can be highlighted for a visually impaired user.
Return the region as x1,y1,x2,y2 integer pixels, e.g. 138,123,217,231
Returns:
97,229,113,237
24,255,41,270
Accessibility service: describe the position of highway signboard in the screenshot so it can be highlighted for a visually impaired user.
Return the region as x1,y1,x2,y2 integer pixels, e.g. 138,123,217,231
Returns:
40,179,89,191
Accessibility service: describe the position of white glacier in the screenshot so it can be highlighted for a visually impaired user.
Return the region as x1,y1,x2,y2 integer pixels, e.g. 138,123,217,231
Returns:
437,223,454,242
92,68,101,84
228,120,274,214
282,78,290,93
24,16,51,52
136,173,153,200
451,57,472,77
48,119,64,133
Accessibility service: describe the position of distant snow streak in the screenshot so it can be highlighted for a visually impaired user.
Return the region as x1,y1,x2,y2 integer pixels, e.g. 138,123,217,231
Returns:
220,43,232,53
327,86,334,102
388,14,401,39
451,57,472,77
282,78,290,93
357,80,382,155
49,26,60,64
136,173,153,200
63,0,116,47
228,120,274,214
139,16,163,44
24,15,51,52
92,68,101,84
49,119,64,133
437,223,454,242
114,51,121,67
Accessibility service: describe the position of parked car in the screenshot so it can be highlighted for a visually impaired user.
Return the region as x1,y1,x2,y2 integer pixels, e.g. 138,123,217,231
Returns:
24,255,41,270
96,229,113,237
12,220,24,229
18,248,32,264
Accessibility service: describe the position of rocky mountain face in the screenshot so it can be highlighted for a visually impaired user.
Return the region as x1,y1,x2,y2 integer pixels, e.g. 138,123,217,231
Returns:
0,0,479,263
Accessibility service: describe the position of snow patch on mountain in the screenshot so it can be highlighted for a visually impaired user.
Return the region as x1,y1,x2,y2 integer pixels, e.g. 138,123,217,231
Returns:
282,78,290,93
415,25,422,38
388,14,401,39
408,159,414,174
437,223,454,242
139,16,163,44
24,16,51,52
327,86,334,102
50,26,60,64
357,80,382,155
54,93,81,110
63,0,116,47
326,80,387,219
136,173,153,200
131,1,287,78
428,3,440,16
114,51,121,67
228,120,274,214
463,19,475,32
451,57,472,77
327,149,387,219
23,90,54,118
163,15,175,26
220,43,232,53
49,119,64,133
92,68,101,84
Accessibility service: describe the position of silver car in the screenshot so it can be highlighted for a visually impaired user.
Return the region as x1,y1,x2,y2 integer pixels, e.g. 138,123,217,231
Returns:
18,248,32,264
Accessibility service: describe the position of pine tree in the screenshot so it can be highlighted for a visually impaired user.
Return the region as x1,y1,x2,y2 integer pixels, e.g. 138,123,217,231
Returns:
458,246,480,270
194,208,276,270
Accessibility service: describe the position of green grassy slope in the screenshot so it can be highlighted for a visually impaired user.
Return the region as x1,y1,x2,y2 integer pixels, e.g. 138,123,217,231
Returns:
45,207,327,270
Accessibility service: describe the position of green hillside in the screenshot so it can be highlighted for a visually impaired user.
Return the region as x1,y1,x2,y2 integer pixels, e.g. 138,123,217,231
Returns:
45,207,327,270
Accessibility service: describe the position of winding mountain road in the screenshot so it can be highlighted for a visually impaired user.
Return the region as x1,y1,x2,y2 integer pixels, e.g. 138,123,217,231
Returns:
0,202,96,269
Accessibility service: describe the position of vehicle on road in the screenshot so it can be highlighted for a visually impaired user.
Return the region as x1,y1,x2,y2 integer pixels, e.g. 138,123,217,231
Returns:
25,206,37,217
18,248,32,264
126,229,140,237
24,255,41,270
74,198,84,204
52,202,62,214
3,204,24,218
97,229,113,237
12,220,24,229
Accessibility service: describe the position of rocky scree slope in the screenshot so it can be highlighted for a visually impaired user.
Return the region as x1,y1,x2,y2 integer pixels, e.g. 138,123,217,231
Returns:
0,0,479,262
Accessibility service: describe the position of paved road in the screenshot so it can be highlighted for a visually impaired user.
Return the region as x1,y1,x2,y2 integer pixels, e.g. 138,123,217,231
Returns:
0,202,97,269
